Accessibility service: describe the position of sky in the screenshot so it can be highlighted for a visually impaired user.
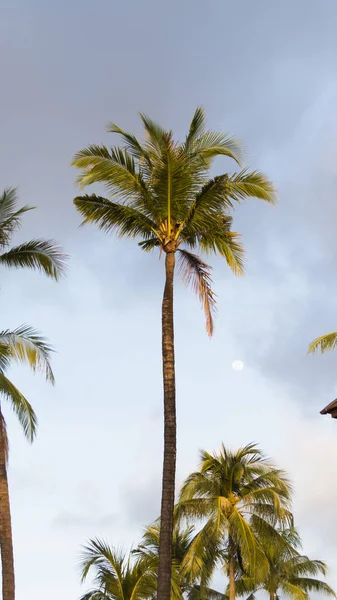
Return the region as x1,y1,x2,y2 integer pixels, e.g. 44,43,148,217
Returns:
1,0,337,597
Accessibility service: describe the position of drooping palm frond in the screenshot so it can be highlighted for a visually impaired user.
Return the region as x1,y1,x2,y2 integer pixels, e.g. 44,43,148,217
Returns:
287,577,335,597
0,373,37,442
224,170,276,204
0,239,66,280
308,332,337,354
178,249,216,336
0,325,54,384
190,130,242,165
74,194,159,239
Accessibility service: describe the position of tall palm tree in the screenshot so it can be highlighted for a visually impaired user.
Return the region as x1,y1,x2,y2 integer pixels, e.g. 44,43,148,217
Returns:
0,186,65,600
0,188,65,278
0,327,55,600
72,108,276,600
235,528,335,600
79,538,157,600
176,444,292,600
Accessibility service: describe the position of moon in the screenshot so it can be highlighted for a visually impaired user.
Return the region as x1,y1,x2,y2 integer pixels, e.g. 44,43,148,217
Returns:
232,360,244,371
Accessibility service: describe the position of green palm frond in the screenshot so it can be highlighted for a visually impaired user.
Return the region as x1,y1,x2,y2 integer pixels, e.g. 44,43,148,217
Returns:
80,539,156,600
139,113,170,152
0,325,54,384
0,373,37,442
107,123,149,162
74,194,159,239
185,107,206,150
280,581,309,600
0,188,34,247
225,170,276,204
138,238,161,252
178,249,216,336
308,332,337,354
288,577,335,597
187,584,228,600
191,131,242,165
0,239,66,280
72,145,154,211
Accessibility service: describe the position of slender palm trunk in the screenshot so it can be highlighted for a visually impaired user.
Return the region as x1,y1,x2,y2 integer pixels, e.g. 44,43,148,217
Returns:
0,408,15,600
228,536,235,600
269,592,275,600
157,250,176,600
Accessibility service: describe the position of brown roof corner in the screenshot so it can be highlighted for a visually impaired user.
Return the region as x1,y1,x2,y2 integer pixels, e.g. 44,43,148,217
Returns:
320,398,337,418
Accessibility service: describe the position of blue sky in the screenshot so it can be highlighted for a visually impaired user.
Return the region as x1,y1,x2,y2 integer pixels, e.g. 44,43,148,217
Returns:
1,0,337,597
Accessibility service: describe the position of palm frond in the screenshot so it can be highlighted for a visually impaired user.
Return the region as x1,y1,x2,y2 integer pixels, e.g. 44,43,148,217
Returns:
178,249,216,336
0,239,66,280
281,581,309,600
185,107,206,150
308,332,337,354
72,145,156,215
107,123,149,162
192,131,242,165
139,113,170,151
0,373,37,441
225,170,276,205
0,188,34,247
138,238,161,252
0,325,55,384
197,217,245,276
288,577,335,597
74,194,159,239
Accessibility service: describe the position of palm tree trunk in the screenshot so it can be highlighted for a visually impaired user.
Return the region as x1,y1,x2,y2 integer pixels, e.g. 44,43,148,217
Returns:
0,408,15,600
228,536,235,600
269,592,275,600
157,250,176,600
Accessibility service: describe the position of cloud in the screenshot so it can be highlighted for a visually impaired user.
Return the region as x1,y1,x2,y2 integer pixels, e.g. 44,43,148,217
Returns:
53,511,116,530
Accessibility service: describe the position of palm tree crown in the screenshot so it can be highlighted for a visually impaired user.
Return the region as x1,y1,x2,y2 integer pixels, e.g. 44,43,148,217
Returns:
72,107,276,335
176,444,292,589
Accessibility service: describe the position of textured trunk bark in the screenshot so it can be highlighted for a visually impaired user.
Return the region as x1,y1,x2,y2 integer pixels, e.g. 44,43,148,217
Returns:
269,591,275,600
157,251,176,600
0,409,15,600
228,536,235,600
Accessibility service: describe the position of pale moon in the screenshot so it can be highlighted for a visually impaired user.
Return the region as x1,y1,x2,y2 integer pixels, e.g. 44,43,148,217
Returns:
232,360,244,371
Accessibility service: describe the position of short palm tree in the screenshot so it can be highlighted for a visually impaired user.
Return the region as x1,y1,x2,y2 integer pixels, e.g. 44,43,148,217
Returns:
0,186,65,600
176,443,292,600
72,108,276,600
135,522,225,600
79,538,157,600
134,521,196,599
0,188,65,278
235,527,335,600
